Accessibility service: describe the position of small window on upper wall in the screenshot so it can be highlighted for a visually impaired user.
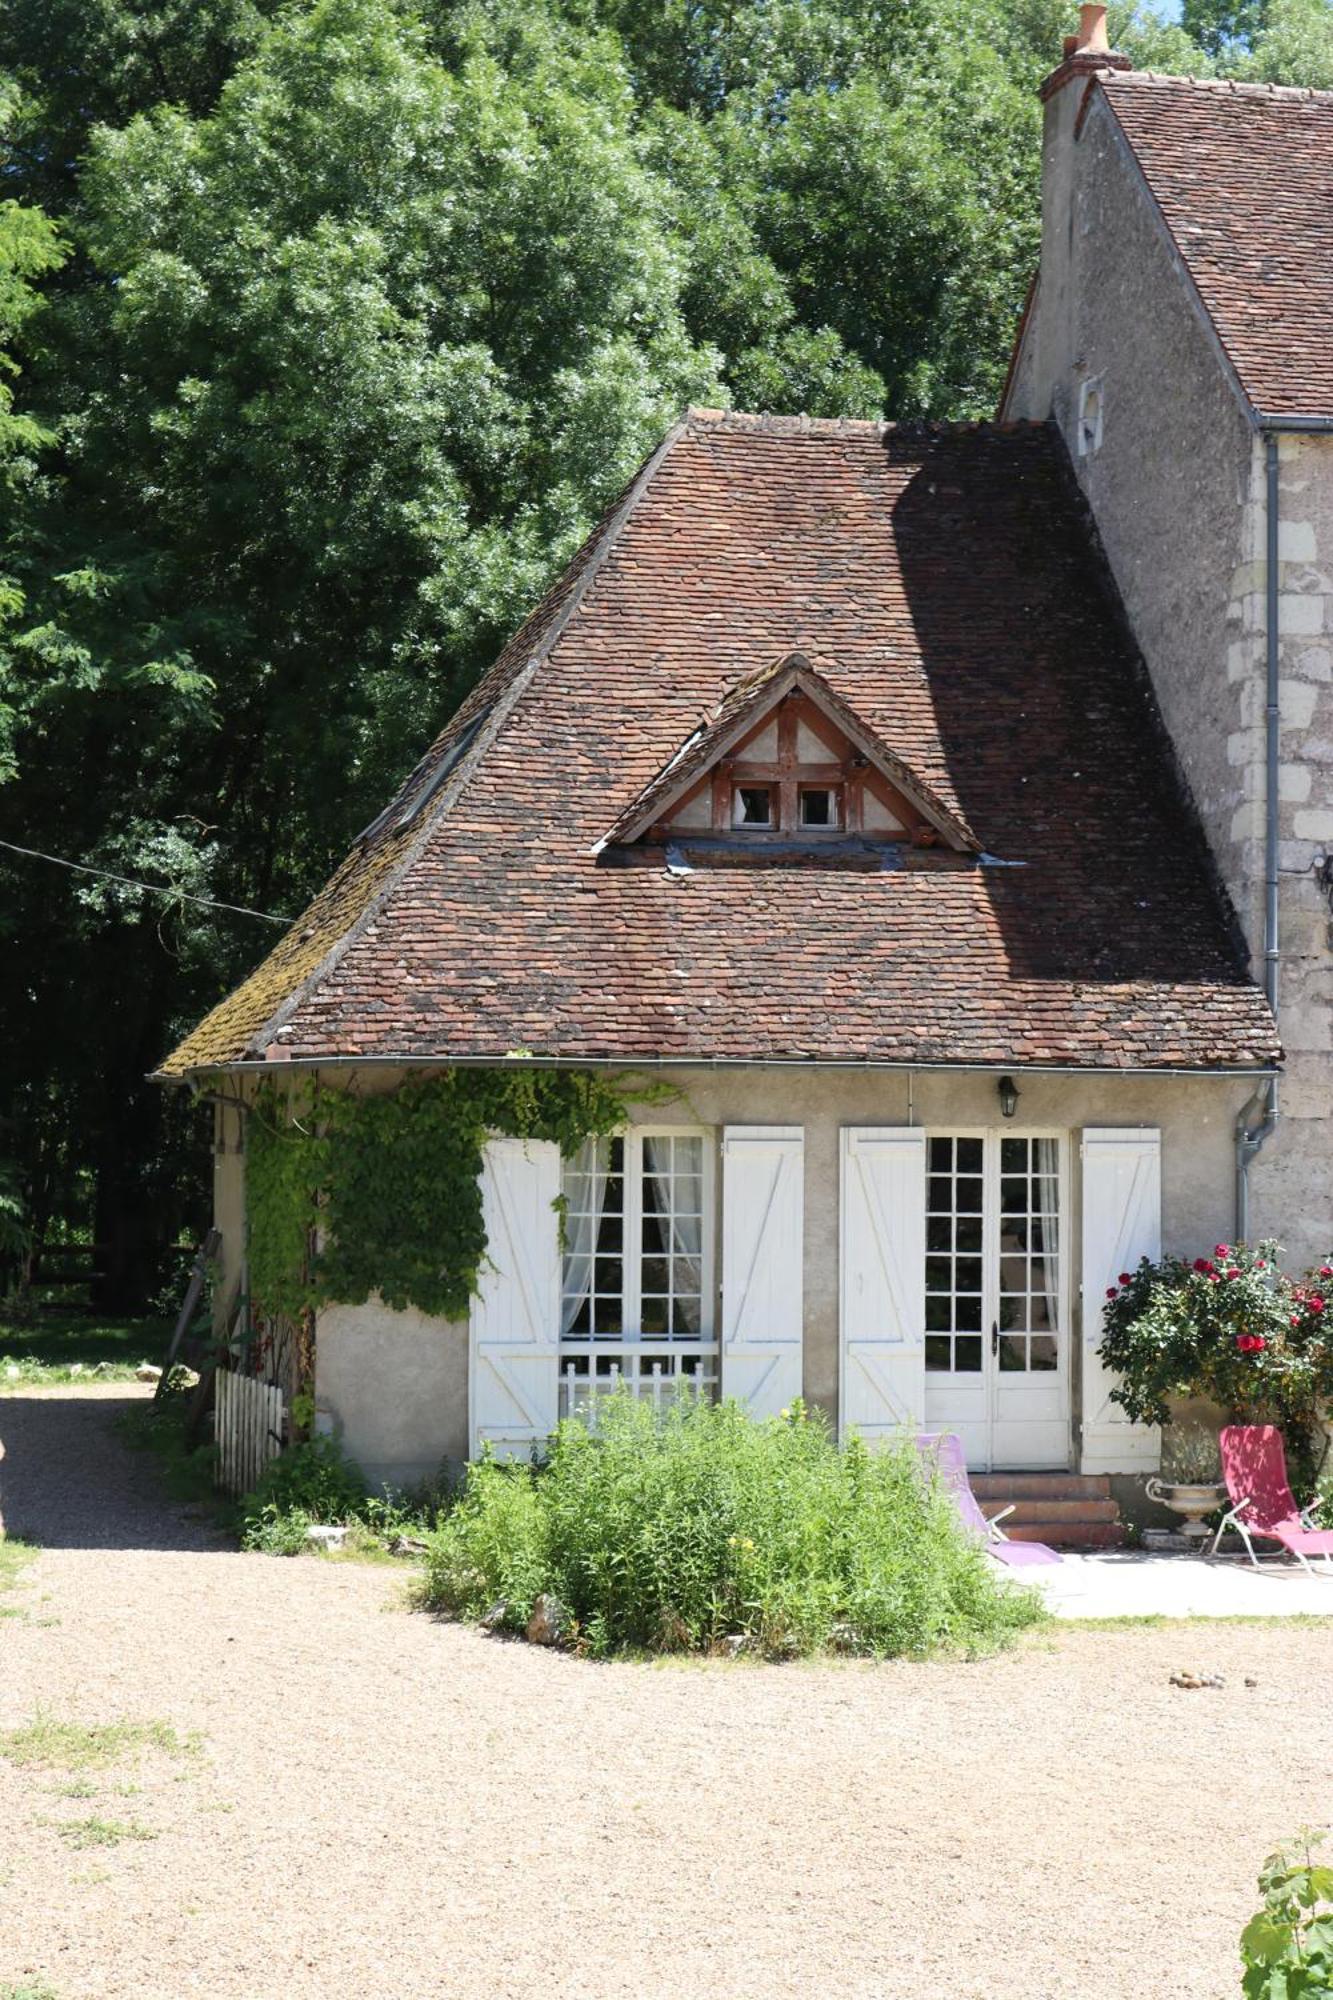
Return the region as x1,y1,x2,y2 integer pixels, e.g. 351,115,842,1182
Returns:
733,785,773,829
799,786,839,829
1077,374,1104,458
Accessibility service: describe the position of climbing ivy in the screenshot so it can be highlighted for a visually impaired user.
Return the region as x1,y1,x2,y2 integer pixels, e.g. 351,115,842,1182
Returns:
243,1069,659,1326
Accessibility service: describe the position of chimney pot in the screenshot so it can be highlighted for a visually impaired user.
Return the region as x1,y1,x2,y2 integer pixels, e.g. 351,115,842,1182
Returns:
1075,2,1110,51
1062,32,1078,53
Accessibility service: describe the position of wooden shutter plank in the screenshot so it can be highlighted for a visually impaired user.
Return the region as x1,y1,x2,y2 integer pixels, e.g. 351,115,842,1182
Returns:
1080,1127,1161,1473
839,1127,927,1443
721,1127,804,1418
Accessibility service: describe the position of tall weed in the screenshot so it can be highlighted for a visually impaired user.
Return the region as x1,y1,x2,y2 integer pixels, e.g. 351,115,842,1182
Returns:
420,1393,1042,1659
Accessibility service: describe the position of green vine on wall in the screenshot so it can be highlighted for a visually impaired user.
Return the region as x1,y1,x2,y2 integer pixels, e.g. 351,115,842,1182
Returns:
243,1068,664,1327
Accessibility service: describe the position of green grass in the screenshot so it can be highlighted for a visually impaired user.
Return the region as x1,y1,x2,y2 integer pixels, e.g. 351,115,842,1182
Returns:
0,1981,60,2000
0,1310,170,1385
0,1538,37,1596
0,1714,201,1772
1055,1612,1333,1630
49,1815,157,1850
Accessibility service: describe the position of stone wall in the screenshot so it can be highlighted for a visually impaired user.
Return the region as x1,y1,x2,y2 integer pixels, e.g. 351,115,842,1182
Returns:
1005,80,1333,1266
1243,433,1333,1260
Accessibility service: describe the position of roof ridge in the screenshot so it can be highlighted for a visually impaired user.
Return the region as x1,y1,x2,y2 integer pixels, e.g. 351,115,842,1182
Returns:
1104,68,1333,106
684,406,1049,439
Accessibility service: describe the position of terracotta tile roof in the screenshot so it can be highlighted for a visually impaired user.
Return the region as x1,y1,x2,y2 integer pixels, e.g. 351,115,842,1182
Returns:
160,411,1278,1078
1097,72,1333,419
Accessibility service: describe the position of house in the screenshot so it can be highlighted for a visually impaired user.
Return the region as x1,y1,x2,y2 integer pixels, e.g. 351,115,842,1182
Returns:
162,9,1333,1500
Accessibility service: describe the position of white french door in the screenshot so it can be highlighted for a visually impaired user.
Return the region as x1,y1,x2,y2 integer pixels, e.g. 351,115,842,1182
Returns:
922,1132,1069,1471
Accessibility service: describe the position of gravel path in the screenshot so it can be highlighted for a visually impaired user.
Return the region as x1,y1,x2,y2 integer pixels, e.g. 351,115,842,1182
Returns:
2,1386,1331,2000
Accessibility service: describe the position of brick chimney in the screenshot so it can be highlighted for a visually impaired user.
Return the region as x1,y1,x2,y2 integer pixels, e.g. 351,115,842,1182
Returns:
1000,10,1132,423
1040,3,1132,99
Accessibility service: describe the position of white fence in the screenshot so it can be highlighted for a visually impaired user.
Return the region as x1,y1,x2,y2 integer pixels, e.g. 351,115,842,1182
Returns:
557,1342,719,1425
215,1371,286,1496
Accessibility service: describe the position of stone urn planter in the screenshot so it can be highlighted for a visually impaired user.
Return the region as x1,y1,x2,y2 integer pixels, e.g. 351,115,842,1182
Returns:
1145,1476,1227,1544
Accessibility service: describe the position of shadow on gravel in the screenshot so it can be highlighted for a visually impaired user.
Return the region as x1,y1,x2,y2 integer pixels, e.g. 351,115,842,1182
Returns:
0,1392,230,1553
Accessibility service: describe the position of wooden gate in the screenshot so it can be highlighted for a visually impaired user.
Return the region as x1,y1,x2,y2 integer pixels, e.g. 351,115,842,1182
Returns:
215,1371,285,1496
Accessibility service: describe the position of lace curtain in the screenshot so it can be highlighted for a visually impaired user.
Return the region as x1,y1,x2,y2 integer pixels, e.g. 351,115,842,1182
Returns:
560,1138,610,1336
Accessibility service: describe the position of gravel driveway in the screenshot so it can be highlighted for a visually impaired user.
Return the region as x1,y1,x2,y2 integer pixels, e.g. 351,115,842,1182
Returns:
2,1385,1331,2000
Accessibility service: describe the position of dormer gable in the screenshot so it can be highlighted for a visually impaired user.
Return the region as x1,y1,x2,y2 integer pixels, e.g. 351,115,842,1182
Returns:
595,654,975,858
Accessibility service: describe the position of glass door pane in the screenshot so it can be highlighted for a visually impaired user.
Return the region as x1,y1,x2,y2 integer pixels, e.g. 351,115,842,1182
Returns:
990,1134,1068,1469
923,1135,990,1468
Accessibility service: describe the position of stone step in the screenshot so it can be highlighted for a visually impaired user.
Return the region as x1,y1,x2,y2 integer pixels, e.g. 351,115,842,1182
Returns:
980,1497,1120,1526
1003,1521,1126,1548
972,1473,1112,1500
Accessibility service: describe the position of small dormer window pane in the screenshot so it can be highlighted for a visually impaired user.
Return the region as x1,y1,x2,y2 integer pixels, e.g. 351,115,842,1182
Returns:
799,787,837,828
734,785,772,828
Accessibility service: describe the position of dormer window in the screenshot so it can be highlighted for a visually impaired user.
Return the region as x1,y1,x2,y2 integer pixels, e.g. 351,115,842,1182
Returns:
799,786,838,829
594,652,976,864
733,785,773,829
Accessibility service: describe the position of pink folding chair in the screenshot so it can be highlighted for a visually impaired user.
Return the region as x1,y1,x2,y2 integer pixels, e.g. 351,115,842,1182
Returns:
1210,1425,1333,1574
915,1432,1061,1568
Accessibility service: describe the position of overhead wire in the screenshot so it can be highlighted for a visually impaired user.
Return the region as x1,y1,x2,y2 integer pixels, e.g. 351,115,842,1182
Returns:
0,836,291,924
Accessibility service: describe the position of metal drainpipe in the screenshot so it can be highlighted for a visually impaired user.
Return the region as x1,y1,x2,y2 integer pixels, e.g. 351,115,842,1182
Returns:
1235,431,1283,1238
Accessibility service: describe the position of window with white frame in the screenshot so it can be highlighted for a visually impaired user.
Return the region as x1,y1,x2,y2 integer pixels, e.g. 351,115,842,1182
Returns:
559,1129,716,1412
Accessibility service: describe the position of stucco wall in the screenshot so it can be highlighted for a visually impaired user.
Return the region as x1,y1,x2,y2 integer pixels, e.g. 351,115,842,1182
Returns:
1005,82,1333,1267
305,1064,1248,1485
212,1097,247,1333
316,1298,468,1492
628,1066,1251,1431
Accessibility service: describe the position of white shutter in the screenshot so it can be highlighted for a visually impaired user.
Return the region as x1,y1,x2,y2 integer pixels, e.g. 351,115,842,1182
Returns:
468,1136,561,1460
839,1127,926,1444
720,1126,804,1418
1080,1127,1161,1473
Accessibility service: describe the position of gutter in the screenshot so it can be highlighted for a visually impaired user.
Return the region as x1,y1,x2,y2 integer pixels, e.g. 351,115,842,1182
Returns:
1235,413,1333,1237
165,1053,1279,1083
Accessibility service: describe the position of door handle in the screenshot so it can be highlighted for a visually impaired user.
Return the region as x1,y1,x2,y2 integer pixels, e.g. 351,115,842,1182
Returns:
991,1321,998,1356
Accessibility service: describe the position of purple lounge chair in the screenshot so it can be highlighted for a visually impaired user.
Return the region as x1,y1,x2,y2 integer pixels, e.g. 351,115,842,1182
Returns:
916,1432,1062,1568
1210,1425,1333,1574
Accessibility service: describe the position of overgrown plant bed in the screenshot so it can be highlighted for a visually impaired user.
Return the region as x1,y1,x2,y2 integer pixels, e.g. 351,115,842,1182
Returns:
418,1393,1045,1660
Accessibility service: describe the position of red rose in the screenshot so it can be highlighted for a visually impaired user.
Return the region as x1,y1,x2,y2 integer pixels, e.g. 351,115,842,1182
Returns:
1225,1266,1241,1279
1118,1273,1131,1286
1208,1273,1221,1284
1252,1336,1267,1351
1105,1286,1118,1299
1311,1297,1325,1313
1291,1314,1301,1327
1215,1244,1230,1258
1320,1265,1333,1278
1194,1258,1212,1274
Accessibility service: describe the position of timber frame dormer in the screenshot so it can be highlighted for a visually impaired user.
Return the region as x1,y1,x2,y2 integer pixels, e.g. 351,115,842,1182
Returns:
594,653,976,857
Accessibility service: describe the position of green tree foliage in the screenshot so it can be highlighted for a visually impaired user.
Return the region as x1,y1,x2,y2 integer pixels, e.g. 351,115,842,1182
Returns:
0,0,1326,1301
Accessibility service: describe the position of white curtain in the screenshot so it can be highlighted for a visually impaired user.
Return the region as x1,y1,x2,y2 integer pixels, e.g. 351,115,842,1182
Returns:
561,1138,609,1336
643,1136,703,1332
1035,1137,1060,1336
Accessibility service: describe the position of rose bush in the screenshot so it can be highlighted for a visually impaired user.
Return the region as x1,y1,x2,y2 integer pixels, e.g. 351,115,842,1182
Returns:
1099,1240,1333,1495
